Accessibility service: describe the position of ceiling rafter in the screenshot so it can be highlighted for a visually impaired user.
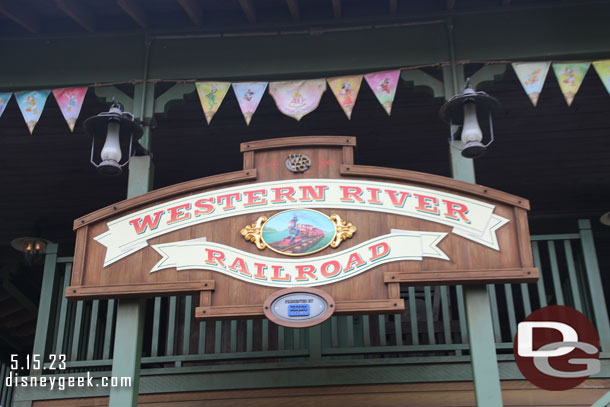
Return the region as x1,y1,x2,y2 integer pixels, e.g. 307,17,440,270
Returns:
0,1,40,33
116,0,147,28
332,0,341,18
177,0,203,26
447,0,456,10
286,0,300,21
238,0,256,23
54,0,95,32
389,0,397,15
502,0,512,4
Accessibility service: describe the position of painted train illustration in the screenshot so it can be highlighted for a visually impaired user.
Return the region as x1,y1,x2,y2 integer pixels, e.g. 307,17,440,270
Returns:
268,215,326,254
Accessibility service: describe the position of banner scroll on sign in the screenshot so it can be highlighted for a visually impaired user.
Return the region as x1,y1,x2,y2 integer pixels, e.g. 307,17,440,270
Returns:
15,90,51,134
94,179,508,267
232,82,267,126
512,62,551,107
268,79,326,121
327,75,363,119
53,87,88,132
196,82,231,124
552,63,590,106
364,70,400,115
151,231,449,287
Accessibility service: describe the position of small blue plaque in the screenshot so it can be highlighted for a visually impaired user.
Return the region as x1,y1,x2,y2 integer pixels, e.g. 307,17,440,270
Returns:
288,304,310,317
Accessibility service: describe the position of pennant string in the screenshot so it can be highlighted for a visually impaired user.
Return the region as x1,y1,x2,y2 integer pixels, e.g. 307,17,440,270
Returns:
4,59,610,134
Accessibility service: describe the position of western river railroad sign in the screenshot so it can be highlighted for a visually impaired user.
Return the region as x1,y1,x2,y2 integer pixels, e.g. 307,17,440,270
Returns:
68,136,538,327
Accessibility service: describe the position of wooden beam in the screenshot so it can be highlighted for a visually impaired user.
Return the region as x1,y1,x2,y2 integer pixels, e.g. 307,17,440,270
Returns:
389,0,397,15
177,0,203,26
286,0,300,21
2,280,37,316
54,0,95,32
116,0,147,28
238,0,256,23
447,0,456,10
0,0,40,32
332,0,341,18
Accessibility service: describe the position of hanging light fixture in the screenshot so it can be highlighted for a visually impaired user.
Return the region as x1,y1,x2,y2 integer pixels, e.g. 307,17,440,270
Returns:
600,212,610,226
440,78,500,159
83,100,145,176
11,237,53,264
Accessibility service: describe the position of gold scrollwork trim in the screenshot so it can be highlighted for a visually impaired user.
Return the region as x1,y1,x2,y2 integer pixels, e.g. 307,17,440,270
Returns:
330,214,357,248
240,216,268,250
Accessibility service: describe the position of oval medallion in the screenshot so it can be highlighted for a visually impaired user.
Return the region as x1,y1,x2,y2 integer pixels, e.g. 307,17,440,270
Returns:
263,287,335,328
261,209,336,256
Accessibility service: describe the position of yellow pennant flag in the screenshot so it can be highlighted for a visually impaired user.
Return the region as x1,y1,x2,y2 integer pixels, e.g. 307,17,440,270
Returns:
195,82,231,124
592,60,610,94
327,75,363,119
552,63,590,106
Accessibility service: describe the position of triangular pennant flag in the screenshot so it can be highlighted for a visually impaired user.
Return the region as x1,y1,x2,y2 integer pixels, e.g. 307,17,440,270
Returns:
327,75,363,119
364,70,400,115
268,79,326,121
52,87,88,132
552,62,590,106
195,82,231,124
592,60,610,94
232,82,267,126
0,92,12,118
512,62,551,107
15,90,51,134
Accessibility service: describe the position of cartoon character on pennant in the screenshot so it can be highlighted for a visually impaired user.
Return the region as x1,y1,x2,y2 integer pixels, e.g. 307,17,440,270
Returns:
205,85,218,109
25,96,38,114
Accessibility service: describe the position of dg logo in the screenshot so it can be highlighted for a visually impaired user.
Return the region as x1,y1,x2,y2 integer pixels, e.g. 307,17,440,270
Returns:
514,305,600,391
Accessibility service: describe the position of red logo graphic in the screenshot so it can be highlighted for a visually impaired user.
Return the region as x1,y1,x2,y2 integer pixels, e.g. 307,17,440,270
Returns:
514,305,600,391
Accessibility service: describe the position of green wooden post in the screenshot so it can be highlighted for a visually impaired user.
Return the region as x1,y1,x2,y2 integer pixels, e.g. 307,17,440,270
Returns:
108,73,155,406
30,243,58,376
578,219,610,351
442,62,503,406
108,299,146,406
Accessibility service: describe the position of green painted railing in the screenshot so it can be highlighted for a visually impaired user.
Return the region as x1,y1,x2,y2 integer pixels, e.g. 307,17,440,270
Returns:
29,219,610,377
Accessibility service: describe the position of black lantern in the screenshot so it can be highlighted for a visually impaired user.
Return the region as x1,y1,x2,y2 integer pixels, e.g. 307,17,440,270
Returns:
83,100,144,176
11,236,53,265
440,78,500,159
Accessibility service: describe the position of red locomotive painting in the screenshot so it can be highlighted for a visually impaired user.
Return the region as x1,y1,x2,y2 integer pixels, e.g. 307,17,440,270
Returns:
261,209,336,256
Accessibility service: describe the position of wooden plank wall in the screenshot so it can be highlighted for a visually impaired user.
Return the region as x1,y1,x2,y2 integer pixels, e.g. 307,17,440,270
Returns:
32,379,610,407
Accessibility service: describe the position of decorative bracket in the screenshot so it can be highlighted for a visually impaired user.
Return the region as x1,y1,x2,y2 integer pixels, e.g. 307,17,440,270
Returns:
329,214,357,248
240,216,268,249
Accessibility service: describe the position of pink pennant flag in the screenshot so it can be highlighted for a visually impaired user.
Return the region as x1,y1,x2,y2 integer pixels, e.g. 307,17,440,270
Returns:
327,75,363,119
269,79,326,121
364,70,400,115
53,87,88,132
232,82,267,126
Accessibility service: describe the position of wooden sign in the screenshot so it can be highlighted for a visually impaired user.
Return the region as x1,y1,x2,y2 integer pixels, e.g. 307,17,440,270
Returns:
68,136,538,324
